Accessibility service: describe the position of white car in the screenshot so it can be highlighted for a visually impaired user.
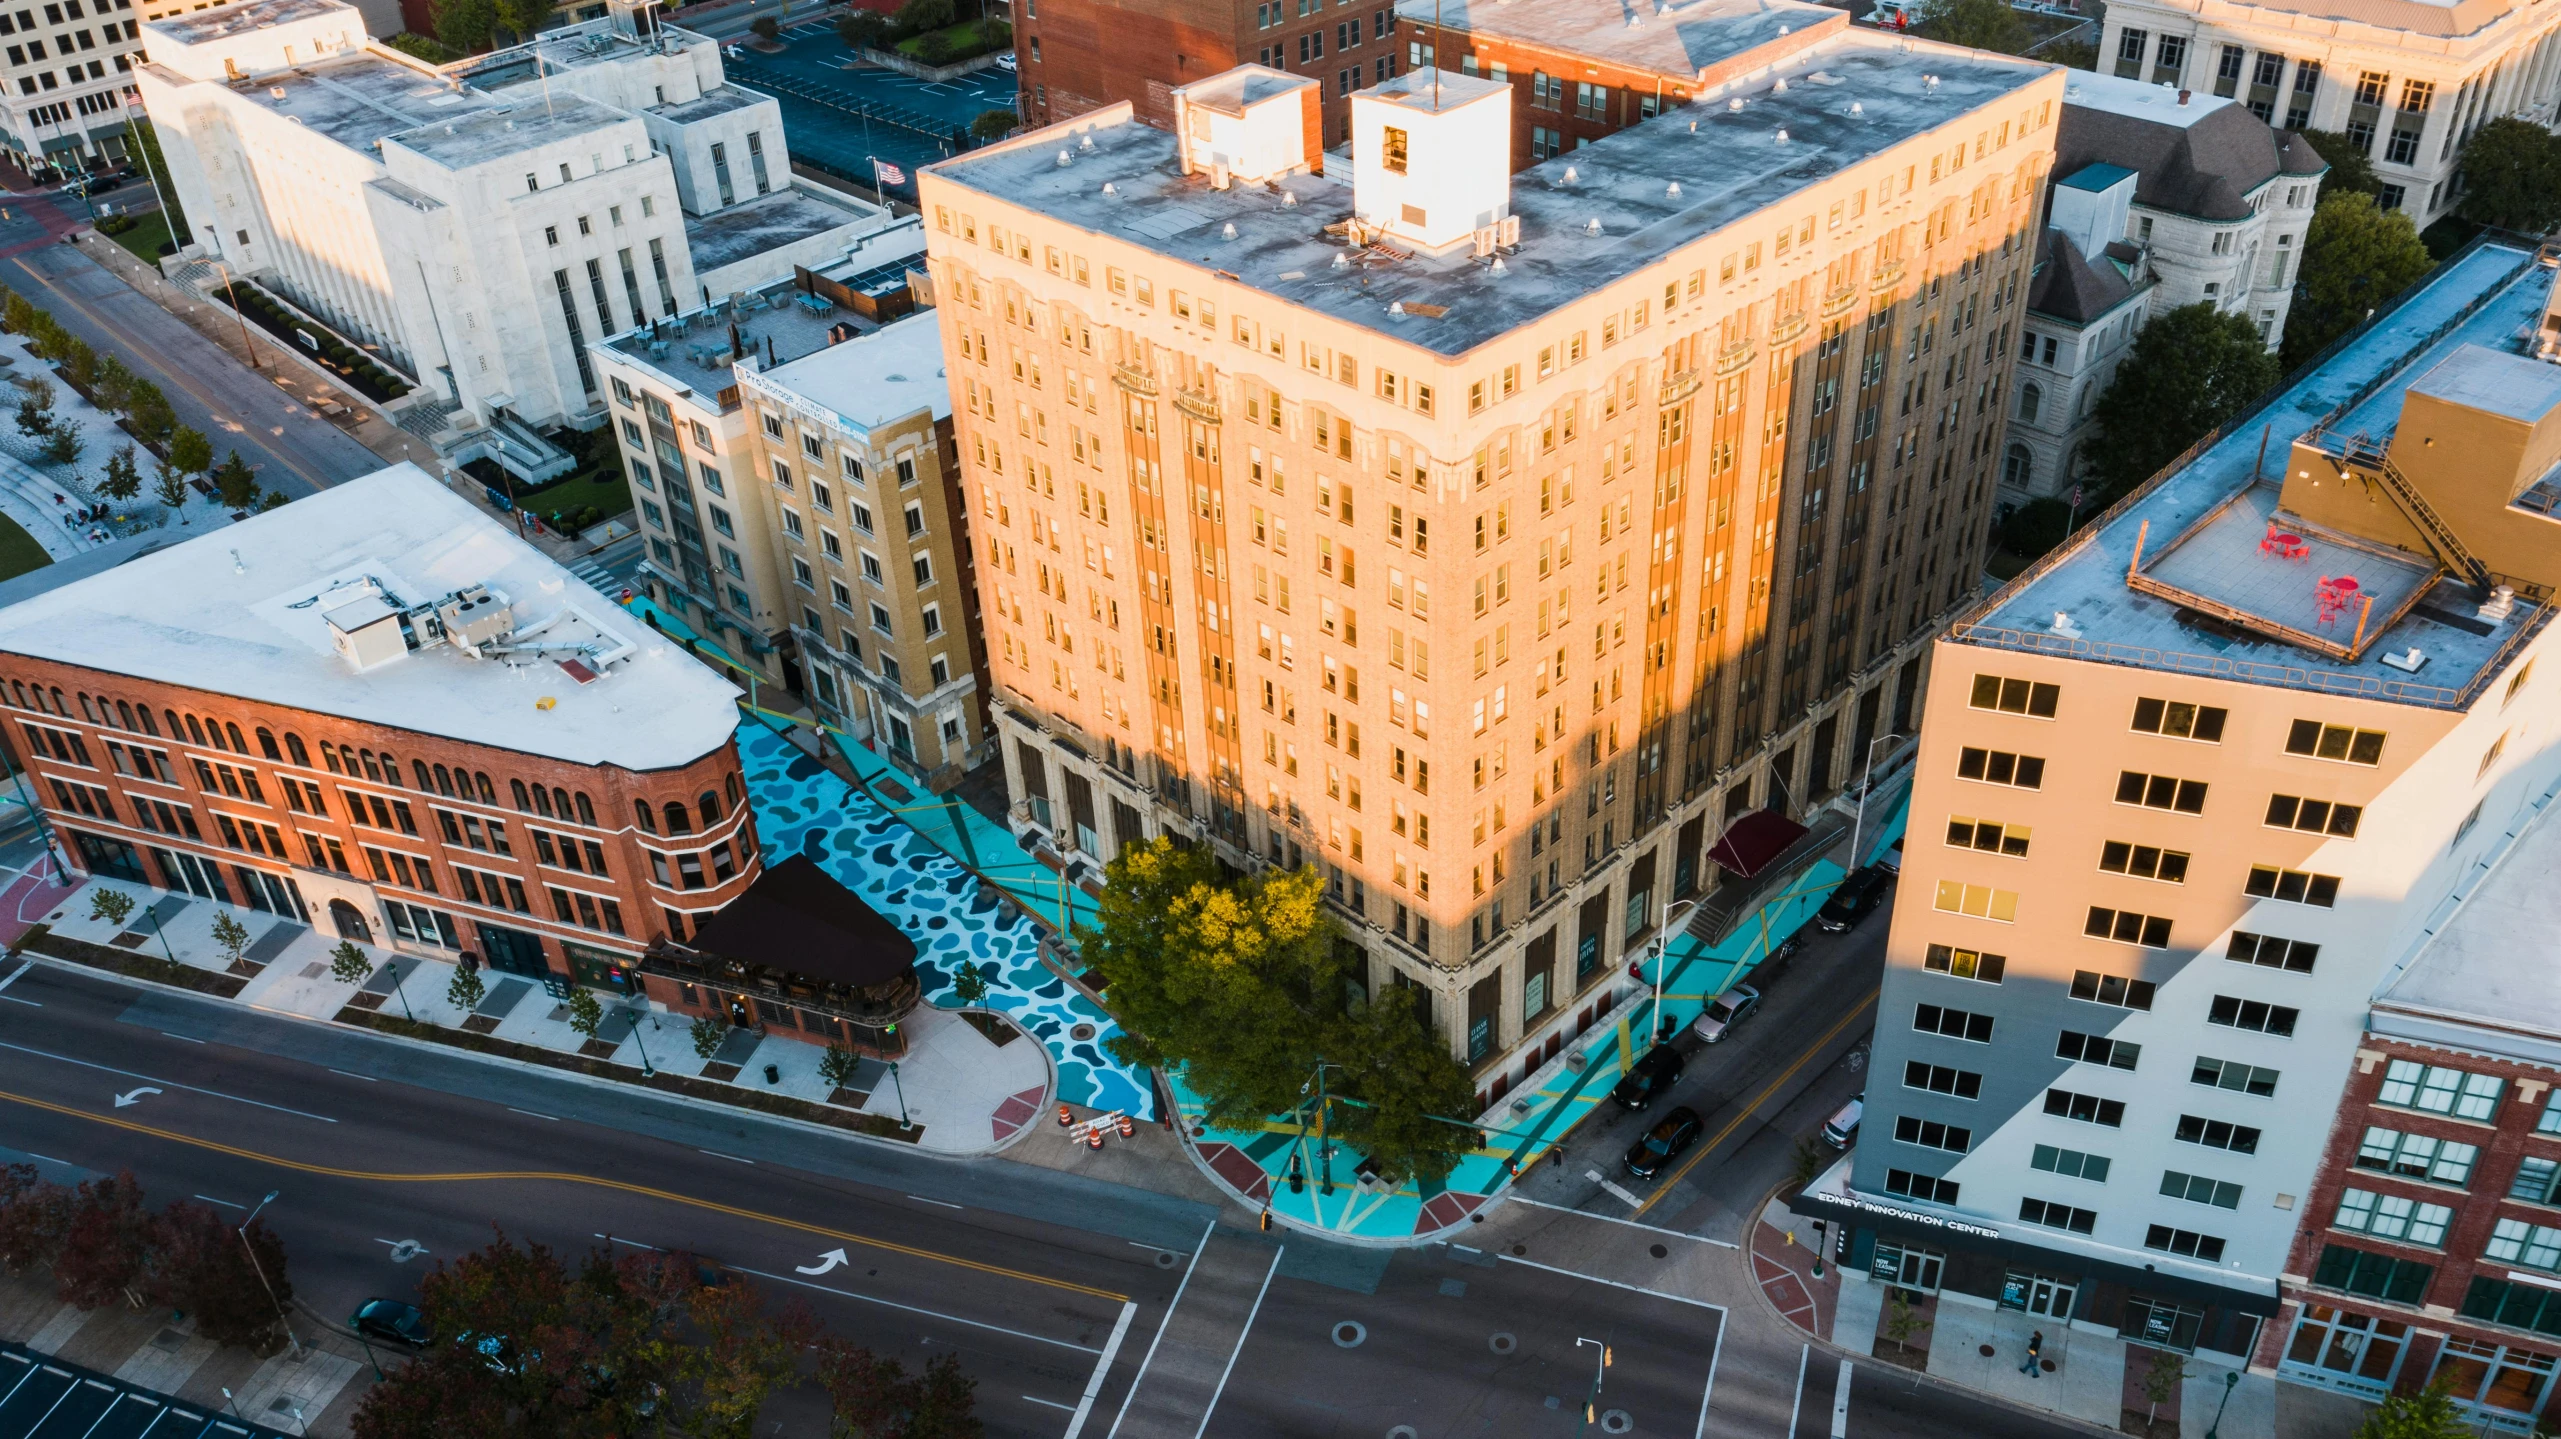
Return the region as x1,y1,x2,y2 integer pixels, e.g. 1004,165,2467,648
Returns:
996,51,1018,71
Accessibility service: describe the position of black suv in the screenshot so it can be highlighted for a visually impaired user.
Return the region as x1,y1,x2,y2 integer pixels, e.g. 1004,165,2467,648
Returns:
1624,1107,1703,1180
1816,865,1895,933
1609,1043,1685,1110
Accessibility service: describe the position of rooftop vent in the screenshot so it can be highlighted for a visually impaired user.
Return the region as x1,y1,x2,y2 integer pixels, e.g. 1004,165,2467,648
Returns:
2049,611,2082,639
1771,77,1788,93
1222,221,1237,239
1561,165,1578,184
1282,189,1298,206
1056,149,1071,166
2381,647,2429,673
1080,132,1094,149
1666,182,1682,199
2481,584,2518,620
1728,97,1744,111
1585,217,1603,235
1775,128,1790,143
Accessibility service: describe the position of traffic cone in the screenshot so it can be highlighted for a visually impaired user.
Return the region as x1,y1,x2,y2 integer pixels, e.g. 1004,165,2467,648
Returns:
1086,1124,1105,1150
1116,1112,1135,1138
1056,1104,1074,1128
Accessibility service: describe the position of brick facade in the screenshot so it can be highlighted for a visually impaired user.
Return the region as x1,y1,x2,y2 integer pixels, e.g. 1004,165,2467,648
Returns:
1018,0,1397,148
1,657,761,990
2259,1033,2561,1429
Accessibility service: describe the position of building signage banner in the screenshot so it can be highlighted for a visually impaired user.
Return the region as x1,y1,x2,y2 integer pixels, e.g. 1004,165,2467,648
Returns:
1793,1189,2003,1241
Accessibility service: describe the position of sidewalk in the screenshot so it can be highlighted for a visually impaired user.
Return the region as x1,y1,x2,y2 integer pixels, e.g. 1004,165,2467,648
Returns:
28,873,1046,1155
0,1273,370,1436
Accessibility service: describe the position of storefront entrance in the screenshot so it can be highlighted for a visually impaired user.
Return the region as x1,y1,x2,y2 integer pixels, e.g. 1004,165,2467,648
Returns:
2121,1295,2206,1354
2431,1337,2561,1433
2281,1303,2409,1401
327,898,370,942
1871,1240,1943,1293
474,922,552,980
2001,1272,2077,1319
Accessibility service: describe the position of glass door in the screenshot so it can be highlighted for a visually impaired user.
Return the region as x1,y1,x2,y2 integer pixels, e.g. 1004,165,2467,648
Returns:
2281,1303,2408,1400
2029,1277,2077,1319
2433,1337,2560,1431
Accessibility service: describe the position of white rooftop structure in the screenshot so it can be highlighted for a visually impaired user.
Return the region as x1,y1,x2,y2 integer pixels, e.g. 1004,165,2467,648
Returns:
2060,69,2239,129
0,465,743,771
737,310,951,436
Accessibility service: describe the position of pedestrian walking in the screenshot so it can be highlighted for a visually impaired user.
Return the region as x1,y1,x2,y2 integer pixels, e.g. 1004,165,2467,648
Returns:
2020,1330,2044,1377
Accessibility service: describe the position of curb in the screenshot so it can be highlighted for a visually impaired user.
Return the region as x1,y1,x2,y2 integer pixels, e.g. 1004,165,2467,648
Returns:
10,949,1039,1162
1161,1085,1522,1249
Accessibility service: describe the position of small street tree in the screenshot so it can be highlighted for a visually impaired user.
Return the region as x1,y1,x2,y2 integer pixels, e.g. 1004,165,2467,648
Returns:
97,445,140,503
328,939,374,985
691,1014,726,1059
2354,1380,2474,1439
749,14,780,38
819,1044,860,1093
837,10,891,47
446,964,486,1015
122,378,174,445
2088,302,2282,496
1880,1289,1927,1358
2139,1349,2189,1428
166,426,212,484
151,461,188,511
145,1199,292,1349
41,425,80,467
87,888,134,927
566,987,604,1041
950,962,989,1008
209,911,251,970
13,378,52,438
93,354,132,412
212,452,259,511
2285,191,2433,370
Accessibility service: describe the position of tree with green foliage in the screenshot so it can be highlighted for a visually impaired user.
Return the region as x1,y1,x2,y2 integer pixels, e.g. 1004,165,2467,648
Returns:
209,911,251,970
1086,838,1477,1183
126,121,191,247
2295,131,2380,199
211,451,258,510
41,426,78,467
950,962,989,1007
257,490,290,513
2138,1349,2188,1426
86,888,133,927
92,354,132,413
2352,1381,2475,1439
2457,117,2561,233
54,337,96,393
893,0,954,35
2284,191,2433,370
837,9,891,48
691,1014,726,1059
446,964,485,1015
565,987,604,1040
749,14,780,38
97,445,140,503
121,377,174,446
1910,0,2028,52
2089,302,2282,496
2041,35,2096,70
819,1044,861,1093
970,109,1018,142
13,378,52,439
146,1199,292,1349
165,425,211,480
151,463,187,512
329,940,374,985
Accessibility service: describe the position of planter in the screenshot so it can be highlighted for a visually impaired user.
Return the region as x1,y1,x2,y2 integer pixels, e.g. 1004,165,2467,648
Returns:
854,44,1006,84
14,925,247,999
958,1007,1021,1047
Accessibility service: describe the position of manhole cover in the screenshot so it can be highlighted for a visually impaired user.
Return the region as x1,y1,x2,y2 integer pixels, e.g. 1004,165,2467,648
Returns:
386,1240,426,1264
1332,1320,1367,1348
1154,1250,1179,1269
2041,1359,2056,1372
1489,1331,1517,1354
1511,1243,1527,1255
1069,1022,1098,1041
1978,1344,1996,1357
1601,1409,1635,1433
1388,1428,1419,1439
1650,1243,1669,1258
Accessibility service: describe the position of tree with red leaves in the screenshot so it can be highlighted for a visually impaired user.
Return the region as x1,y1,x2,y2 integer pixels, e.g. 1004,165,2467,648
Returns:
0,1163,67,1277
145,1201,292,1349
814,1338,982,1439
51,1171,153,1309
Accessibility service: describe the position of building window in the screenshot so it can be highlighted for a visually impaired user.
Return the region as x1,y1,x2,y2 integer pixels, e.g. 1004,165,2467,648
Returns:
2377,1059,2503,1119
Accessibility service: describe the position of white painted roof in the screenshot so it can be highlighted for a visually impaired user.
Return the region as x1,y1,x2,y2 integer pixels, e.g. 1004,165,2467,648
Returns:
2061,71,2234,129
0,464,743,771
747,310,951,435
2378,790,2561,1038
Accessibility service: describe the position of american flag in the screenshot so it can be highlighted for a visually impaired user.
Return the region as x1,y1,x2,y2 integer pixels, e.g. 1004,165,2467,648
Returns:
873,159,907,186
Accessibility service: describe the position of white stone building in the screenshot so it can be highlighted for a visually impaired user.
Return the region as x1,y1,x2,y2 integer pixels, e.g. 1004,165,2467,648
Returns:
2097,0,2561,224
136,0,905,468
0,0,142,174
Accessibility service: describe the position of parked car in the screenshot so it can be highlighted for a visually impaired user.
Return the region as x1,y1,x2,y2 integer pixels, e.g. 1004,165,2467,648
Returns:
350,1299,432,1347
1609,1043,1685,1110
1822,1095,1864,1149
1816,865,1895,932
1690,983,1762,1043
996,51,1019,70
1624,1106,1703,1180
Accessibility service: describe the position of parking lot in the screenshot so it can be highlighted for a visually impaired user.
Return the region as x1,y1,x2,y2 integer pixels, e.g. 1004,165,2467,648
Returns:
725,30,1017,195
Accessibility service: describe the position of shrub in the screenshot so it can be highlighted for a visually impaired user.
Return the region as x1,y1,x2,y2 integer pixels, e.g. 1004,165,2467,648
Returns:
749,14,779,38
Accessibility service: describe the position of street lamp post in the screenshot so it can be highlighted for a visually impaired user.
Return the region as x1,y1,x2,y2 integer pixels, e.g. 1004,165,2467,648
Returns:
211,260,259,372
1647,897,1701,1041
237,1190,301,1355
1847,732,1906,875
886,1059,909,1126
1573,1336,1612,1433
627,1004,657,1078
2204,1370,2240,1439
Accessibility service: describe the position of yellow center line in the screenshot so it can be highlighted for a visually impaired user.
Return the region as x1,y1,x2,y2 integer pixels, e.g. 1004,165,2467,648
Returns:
1633,992,1878,1218
0,1085,1127,1302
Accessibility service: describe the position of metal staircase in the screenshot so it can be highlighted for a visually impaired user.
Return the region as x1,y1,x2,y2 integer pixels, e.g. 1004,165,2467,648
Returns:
2341,436,2493,599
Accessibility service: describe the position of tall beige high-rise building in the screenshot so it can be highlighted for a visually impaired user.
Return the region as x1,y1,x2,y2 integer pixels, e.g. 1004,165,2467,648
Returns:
920,31,2061,1085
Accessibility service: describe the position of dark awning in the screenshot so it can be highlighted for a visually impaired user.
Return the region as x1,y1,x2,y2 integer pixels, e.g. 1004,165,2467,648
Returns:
683,854,917,987
1706,809,1809,880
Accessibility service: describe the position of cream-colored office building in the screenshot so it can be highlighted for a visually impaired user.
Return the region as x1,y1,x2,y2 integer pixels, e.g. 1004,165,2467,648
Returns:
920,27,2061,1087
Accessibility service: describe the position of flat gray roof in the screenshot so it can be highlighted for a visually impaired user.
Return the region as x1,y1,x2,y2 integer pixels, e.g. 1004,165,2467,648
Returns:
655,83,767,123
147,0,349,46
601,245,919,403
2406,342,2561,423
685,186,871,274
1963,243,2553,710
226,51,501,154
1394,0,1839,83
2376,789,2561,1044
930,29,2049,357
752,309,950,434
389,90,630,165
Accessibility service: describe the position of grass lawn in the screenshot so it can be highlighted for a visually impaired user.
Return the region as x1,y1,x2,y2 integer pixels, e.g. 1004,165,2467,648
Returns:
514,466,635,531
103,211,175,263
0,511,51,583
894,17,1008,62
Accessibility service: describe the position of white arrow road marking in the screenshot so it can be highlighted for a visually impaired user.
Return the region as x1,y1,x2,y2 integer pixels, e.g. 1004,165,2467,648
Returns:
112,1086,162,1107
795,1248,850,1276
0,1039,331,1121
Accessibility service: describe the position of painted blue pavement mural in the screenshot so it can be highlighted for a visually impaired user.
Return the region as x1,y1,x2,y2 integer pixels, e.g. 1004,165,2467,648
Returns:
733,718,1156,1119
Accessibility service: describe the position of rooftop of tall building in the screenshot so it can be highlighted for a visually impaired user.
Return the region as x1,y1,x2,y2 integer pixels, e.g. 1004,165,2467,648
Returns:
2055,70,2326,223
1962,242,2556,710
929,32,2050,356
2373,785,2561,1061
740,309,951,436
0,466,742,769
147,0,348,45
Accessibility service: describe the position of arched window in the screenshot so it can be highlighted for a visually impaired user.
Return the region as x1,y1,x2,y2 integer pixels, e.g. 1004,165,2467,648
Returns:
432,764,453,798
664,801,691,835
736,825,756,859
320,742,342,774
224,722,246,753
115,700,135,731
184,714,206,746
412,760,433,791
286,733,309,766
511,778,532,812
634,799,658,834
475,772,496,805
574,793,595,827
7,681,23,707
137,707,158,738
552,786,572,820
532,786,555,819
2002,443,2034,491
360,750,383,782
725,772,742,806
258,727,280,760
381,753,401,788
2018,382,2042,424
76,694,96,724
698,791,721,825
44,687,61,716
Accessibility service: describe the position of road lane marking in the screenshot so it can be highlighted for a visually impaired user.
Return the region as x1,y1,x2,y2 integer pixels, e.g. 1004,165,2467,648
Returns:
507,1108,559,1122
1695,1309,1725,1437
159,1033,205,1044
0,1038,332,1122
1192,1244,1282,1439
1494,1253,1729,1313
1634,995,1877,1217
1063,1300,1137,1438
0,1084,1127,1301
1595,1175,1646,1209
192,1194,242,1209
0,960,30,992
797,1249,850,1275
906,1194,962,1209
733,1263,1107,1352
1024,1395,1075,1411
698,1148,753,1164
327,1070,376,1082
1831,1359,1852,1438
112,1087,161,1108
1109,1218,1218,1439
1785,1344,1809,1439
1506,1196,1740,1249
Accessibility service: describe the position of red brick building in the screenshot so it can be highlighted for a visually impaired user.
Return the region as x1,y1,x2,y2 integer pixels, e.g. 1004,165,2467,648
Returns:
2258,799,2561,1432
1015,0,1399,146
0,466,761,992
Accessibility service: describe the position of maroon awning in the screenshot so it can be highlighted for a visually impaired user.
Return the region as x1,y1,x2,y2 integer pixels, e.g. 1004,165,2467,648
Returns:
1706,809,1808,880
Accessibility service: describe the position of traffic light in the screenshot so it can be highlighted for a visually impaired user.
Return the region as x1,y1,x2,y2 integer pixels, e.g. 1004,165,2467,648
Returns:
1603,1345,1613,1368
1287,1155,1305,1195
1259,1206,1272,1232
